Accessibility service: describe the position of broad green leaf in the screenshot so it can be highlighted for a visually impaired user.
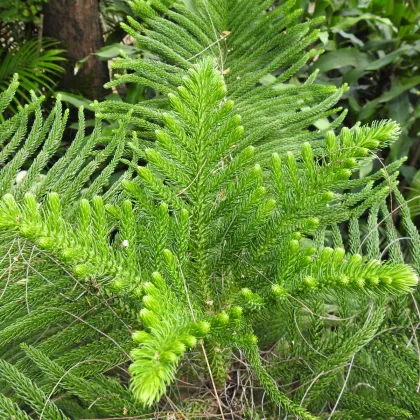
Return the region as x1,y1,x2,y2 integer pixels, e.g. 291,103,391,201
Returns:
313,117,331,130
365,48,408,70
388,133,413,162
335,30,364,47
260,74,277,85
94,44,138,60
343,69,364,85
407,170,420,217
314,48,370,73
55,92,94,111
400,165,418,184
360,161,373,178
332,13,396,32
388,92,411,128
360,76,420,120
319,31,329,46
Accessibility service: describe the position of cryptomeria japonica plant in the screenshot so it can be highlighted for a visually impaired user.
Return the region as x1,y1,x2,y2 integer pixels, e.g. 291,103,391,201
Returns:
0,1,419,419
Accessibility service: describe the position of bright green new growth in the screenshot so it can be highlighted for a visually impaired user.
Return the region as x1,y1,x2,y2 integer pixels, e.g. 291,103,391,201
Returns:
0,0,420,418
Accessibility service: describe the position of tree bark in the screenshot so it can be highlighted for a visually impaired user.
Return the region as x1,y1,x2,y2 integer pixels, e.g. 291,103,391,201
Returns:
43,0,109,99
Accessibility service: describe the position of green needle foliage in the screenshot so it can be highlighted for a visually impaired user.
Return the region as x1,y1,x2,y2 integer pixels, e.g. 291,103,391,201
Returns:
0,1,419,418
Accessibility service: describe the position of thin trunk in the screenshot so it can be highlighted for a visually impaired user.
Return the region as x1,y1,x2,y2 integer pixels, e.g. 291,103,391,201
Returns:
43,0,109,99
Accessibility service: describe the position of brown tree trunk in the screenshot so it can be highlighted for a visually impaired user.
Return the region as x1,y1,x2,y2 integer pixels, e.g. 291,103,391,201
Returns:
43,0,109,99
